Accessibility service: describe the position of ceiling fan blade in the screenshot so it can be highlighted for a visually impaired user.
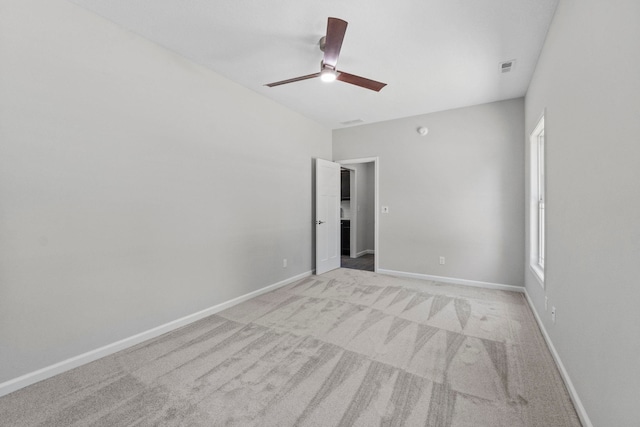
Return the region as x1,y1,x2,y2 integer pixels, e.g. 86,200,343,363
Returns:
336,71,387,92
323,17,348,69
264,72,321,87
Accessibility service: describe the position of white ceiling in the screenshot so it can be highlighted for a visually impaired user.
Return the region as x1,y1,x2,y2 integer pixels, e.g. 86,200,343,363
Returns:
70,0,558,129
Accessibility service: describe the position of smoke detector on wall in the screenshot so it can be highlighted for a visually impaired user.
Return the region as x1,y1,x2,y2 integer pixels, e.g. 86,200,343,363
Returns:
500,59,516,73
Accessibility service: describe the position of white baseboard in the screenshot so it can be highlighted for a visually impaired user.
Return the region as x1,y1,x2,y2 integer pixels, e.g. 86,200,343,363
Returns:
523,290,593,427
0,270,313,398
354,249,374,258
377,269,524,293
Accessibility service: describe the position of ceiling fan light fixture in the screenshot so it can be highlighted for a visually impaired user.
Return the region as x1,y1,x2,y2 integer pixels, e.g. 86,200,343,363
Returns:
320,68,338,83
265,18,386,91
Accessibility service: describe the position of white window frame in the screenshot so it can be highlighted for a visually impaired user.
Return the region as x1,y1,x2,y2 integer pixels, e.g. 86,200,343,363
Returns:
529,114,545,287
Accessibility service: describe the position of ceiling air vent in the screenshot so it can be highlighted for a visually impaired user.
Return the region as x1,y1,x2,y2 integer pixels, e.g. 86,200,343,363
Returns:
500,59,516,73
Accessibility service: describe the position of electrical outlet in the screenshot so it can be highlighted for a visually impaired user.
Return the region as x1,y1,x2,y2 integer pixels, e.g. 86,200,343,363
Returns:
551,306,556,323
283,258,287,268
545,296,548,311
439,256,445,265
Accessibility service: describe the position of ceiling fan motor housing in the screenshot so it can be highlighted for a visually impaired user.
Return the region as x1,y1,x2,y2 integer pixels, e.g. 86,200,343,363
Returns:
319,36,327,52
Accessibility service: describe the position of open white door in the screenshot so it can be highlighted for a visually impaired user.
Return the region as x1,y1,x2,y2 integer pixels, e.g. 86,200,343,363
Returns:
315,158,341,275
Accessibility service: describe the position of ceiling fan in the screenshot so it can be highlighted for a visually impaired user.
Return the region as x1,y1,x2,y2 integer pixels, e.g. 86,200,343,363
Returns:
265,17,387,92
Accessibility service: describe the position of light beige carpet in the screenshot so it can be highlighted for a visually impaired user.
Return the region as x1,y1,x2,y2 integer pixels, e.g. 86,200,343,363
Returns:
0,269,581,426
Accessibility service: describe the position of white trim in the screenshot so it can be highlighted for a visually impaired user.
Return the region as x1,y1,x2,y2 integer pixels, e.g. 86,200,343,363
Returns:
377,269,524,293
529,113,545,289
524,290,593,427
355,249,375,257
529,264,545,288
337,156,378,164
0,270,313,398
374,160,379,273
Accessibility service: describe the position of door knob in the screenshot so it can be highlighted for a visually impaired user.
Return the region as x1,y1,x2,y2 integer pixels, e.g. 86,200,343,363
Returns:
316,220,325,225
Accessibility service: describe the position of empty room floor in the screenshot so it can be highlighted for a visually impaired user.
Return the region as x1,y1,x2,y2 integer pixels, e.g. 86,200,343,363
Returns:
0,269,581,426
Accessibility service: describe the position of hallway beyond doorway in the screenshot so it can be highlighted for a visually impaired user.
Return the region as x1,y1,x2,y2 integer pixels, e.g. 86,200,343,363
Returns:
341,254,374,271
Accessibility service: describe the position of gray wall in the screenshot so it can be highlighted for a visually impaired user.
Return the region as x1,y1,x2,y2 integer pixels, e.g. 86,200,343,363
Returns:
524,0,640,425
349,162,375,255
334,99,525,286
0,0,331,383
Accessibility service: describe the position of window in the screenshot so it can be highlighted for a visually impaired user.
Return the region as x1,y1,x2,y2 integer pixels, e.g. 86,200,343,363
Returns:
530,115,545,286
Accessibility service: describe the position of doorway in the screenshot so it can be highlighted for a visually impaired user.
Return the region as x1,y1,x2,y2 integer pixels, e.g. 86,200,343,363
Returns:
338,158,378,272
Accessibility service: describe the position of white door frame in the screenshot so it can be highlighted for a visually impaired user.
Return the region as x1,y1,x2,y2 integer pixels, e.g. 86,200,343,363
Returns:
336,157,379,272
